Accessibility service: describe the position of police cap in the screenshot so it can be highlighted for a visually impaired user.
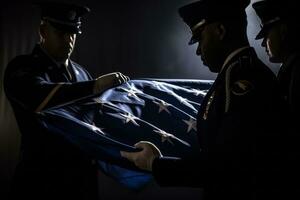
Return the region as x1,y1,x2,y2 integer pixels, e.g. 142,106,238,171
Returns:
252,0,294,40
178,0,250,45
35,2,90,34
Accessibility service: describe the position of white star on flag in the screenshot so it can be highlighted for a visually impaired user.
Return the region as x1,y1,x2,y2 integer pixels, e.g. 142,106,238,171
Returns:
83,122,106,135
183,117,197,133
153,129,174,145
190,89,207,96
120,113,140,126
153,129,191,146
153,99,171,114
120,86,143,101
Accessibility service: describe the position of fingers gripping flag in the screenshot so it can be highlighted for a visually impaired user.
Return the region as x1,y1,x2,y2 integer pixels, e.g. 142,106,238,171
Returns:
37,79,212,190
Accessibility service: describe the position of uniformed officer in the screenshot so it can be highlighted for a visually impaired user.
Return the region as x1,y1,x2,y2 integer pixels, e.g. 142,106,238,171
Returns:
3,2,129,200
253,1,300,198
121,0,285,199
253,0,300,131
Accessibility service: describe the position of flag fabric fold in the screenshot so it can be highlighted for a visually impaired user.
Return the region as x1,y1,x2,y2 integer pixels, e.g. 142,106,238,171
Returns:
37,79,212,190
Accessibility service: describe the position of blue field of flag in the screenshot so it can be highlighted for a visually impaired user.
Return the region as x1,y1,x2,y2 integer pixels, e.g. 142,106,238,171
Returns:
38,79,212,190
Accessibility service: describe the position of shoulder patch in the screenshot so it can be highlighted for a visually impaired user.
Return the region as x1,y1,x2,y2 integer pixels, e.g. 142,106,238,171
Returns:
231,80,253,96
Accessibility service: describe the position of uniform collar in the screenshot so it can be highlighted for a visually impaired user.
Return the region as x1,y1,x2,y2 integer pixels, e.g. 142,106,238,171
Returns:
221,46,251,72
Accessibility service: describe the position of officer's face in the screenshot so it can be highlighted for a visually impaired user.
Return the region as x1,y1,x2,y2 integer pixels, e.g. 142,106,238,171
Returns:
40,22,77,61
261,23,284,63
194,23,224,73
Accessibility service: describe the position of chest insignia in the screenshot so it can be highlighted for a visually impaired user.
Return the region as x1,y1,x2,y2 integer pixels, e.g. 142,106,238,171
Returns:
231,80,253,96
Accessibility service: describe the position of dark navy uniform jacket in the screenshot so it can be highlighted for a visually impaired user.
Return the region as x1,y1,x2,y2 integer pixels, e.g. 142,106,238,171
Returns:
4,45,98,200
152,47,285,200
277,52,300,126
277,52,300,197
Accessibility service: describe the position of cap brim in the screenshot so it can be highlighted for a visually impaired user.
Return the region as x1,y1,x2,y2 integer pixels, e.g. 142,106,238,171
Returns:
255,21,280,40
188,36,198,45
255,29,266,40
49,21,81,34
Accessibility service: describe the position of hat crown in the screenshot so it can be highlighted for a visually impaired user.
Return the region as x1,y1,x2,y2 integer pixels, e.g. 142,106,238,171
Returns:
34,1,90,33
252,0,295,23
252,0,297,40
178,0,250,28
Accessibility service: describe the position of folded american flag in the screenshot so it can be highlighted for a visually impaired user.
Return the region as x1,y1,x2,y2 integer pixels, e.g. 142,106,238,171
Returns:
38,79,212,190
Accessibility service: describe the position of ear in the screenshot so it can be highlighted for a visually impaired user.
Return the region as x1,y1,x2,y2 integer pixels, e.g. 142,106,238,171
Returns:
217,23,226,40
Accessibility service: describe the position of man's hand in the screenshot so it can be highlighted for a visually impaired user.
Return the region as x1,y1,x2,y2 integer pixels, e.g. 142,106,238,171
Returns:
120,141,162,171
93,72,129,94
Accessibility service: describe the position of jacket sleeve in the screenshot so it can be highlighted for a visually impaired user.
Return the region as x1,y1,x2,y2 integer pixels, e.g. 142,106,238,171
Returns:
4,56,96,112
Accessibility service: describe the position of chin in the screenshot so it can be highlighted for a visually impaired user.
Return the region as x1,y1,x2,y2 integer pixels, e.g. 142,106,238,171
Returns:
206,62,221,73
210,68,219,73
206,66,218,73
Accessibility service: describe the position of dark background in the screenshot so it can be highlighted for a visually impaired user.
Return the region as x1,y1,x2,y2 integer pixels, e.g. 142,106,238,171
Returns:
0,0,279,199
